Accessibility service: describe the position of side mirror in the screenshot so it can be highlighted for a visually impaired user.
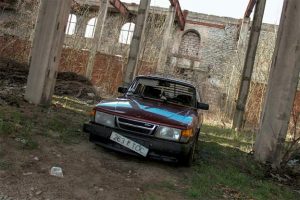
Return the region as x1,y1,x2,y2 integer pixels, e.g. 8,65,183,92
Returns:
197,102,209,110
118,87,128,94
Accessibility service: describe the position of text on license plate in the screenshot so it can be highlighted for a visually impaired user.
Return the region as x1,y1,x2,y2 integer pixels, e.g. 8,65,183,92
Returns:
110,132,149,157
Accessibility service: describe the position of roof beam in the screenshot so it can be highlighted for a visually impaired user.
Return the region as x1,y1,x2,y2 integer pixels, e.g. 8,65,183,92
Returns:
169,0,186,30
109,0,129,18
244,0,257,18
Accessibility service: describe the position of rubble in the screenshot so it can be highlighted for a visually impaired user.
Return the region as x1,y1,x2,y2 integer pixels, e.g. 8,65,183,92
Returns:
0,59,100,105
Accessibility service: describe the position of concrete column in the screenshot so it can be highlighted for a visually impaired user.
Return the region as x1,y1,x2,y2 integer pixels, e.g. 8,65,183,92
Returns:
85,0,109,79
25,0,72,105
237,17,250,63
232,0,266,130
122,0,151,87
156,6,175,74
254,0,300,167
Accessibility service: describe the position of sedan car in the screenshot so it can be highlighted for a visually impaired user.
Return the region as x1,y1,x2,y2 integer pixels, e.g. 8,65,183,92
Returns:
83,75,209,166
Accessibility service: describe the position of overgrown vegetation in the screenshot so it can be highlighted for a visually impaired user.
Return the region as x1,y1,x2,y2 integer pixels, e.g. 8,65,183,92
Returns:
0,96,90,148
0,98,299,199
141,125,299,200
186,132,298,200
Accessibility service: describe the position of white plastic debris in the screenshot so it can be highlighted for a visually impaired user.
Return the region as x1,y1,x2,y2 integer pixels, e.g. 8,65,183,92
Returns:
23,172,33,176
287,159,299,166
50,166,63,178
87,93,95,98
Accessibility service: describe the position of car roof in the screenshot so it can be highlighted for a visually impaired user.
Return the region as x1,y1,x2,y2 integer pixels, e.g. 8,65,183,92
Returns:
136,75,196,88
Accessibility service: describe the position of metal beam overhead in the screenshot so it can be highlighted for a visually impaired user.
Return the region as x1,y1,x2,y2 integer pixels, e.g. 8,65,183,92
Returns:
109,0,129,17
169,0,186,30
244,0,257,18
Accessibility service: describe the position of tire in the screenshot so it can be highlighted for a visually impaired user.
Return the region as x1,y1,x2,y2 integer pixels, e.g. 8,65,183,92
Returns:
180,139,197,167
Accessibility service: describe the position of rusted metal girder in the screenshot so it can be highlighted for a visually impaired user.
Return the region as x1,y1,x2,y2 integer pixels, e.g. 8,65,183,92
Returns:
169,0,186,30
244,0,257,18
109,0,129,18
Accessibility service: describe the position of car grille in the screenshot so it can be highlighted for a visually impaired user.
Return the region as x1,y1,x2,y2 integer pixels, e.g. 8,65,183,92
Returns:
116,117,157,135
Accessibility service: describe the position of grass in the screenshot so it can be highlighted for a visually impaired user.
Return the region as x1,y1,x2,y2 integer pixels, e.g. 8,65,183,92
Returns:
184,125,299,200
0,97,298,199
0,160,11,171
0,96,91,148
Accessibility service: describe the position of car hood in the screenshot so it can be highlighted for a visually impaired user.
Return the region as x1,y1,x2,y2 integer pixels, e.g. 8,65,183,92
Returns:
95,97,197,129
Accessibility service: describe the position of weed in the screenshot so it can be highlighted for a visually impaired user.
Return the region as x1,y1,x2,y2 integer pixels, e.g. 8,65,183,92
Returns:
184,125,299,200
0,160,11,170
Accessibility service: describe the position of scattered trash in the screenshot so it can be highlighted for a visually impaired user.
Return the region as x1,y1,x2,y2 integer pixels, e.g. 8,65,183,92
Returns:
287,159,299,166
23,172,33,176
35,191,42,195
15,137,27,144
87,93,95,98
33,156,39,161
50,166,63,178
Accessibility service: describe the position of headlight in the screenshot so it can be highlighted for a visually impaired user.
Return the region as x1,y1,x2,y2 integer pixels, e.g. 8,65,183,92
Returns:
155,126,181,141
95,111,115,128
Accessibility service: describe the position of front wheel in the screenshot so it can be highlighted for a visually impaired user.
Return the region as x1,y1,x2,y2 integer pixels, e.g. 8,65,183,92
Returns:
180,139,197,167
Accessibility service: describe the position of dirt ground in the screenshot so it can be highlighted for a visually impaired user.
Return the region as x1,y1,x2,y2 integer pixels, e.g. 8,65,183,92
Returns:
0,59,190,200
0,59,299,200
0,130,190,200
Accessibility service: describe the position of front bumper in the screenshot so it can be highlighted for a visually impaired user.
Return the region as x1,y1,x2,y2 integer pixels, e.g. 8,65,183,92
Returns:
83,122,193,162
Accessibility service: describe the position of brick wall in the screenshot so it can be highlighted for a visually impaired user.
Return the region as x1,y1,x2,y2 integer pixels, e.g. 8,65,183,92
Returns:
245,82,300,130
0,35,156,96
178,31,200,57
0,35,31,64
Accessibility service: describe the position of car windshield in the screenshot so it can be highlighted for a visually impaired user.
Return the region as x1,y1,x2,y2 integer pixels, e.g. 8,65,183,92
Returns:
127,78,196,107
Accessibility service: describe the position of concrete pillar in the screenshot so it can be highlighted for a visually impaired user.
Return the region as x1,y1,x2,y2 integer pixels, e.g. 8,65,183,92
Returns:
85,0,109,79
122,0,151,87
25,0,71,105
237,17,250,62
156,6,175,74
254,0,300,167
232,0,266,130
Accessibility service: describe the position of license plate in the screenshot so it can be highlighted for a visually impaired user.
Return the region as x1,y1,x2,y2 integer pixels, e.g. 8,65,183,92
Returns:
110,132,149,157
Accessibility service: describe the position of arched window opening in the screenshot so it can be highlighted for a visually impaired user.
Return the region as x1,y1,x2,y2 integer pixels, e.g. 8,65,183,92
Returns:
85,17,97,38
66,14,77,35
119,22,135,44
179,31,201,58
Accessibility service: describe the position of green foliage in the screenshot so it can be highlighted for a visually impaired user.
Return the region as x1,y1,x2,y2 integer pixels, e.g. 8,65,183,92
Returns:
0,160,11,171
184,125,298,200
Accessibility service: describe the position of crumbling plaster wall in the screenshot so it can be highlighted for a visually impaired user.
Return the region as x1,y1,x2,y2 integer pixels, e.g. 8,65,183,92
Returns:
0,2,279,116
167,12,241,114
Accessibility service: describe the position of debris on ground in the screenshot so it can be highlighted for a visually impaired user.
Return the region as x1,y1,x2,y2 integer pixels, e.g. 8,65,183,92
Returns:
50,166,64,178
0,59,101,105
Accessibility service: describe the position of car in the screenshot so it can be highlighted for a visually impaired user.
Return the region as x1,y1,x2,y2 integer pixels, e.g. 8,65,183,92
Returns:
83,75,209,166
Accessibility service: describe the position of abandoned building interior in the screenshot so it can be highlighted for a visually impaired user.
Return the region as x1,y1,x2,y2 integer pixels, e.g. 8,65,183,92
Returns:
0,0,300,178
0,0,280,124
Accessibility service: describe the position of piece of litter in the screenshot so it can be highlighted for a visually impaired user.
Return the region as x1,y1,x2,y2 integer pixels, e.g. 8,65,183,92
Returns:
35,191,42,195
50,166,63,178
23,172,33,176
33,156,39,161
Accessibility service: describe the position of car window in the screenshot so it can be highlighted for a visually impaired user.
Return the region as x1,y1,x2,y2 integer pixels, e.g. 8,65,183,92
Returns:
128,78,196,107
